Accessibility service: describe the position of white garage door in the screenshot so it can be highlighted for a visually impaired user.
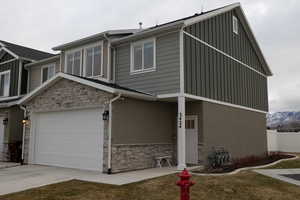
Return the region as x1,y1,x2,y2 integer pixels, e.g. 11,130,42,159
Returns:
33,108,104,171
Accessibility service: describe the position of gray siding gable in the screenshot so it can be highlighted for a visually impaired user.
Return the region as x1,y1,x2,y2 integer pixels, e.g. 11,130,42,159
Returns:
115,31,180,95
184,9,269,112
185,10,266,75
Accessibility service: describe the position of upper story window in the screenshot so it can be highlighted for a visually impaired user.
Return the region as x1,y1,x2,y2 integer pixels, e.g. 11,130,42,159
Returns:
130,38,156,74
64,42,103,78
0,70,10,97
233,16,239,35
84,43,103,77
42,64,55,83
65,50,82,76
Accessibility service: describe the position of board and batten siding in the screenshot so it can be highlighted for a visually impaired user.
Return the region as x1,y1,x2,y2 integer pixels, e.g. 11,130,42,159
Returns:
184,10,268,112
115,32,180,95
0,57,20,96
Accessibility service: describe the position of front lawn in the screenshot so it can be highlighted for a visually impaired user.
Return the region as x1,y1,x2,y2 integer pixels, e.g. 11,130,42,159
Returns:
2,154,300,200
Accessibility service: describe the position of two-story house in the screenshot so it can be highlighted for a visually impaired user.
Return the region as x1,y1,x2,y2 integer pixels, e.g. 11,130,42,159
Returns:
0,40,54,162
19,3,272,173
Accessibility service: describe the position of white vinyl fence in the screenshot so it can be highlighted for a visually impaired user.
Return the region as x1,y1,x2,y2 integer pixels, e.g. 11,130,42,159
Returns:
267,130,300,153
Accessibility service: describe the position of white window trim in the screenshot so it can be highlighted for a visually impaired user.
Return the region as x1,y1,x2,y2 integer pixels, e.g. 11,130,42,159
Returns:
83,41,104,78
41,63,56,84
233,15,238,35
64,47,83,76
130,38,156,75
0,70,10,97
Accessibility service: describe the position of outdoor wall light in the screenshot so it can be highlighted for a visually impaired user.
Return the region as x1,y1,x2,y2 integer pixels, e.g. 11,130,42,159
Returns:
22,116,30,125
102,110,109,121
3,118,8,126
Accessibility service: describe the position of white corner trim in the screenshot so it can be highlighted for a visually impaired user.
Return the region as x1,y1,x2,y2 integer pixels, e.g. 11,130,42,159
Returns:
18,60,22,95
182,30,267,78
179,29,185,94
185,93,267,114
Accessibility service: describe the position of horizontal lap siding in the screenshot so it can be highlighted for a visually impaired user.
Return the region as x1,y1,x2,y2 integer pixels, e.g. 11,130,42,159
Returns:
184,10,268,112
0,60,19,96
115,32,180,95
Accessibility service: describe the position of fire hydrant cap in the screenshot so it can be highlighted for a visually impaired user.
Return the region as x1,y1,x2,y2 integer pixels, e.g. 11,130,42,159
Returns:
178,169,192,178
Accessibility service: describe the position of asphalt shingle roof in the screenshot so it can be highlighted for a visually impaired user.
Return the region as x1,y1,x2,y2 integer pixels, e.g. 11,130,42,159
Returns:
0,40,55,61
68,73,153,96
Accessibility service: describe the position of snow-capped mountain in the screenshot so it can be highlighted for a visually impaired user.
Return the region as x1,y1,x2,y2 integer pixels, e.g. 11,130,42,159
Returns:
267,112,300,128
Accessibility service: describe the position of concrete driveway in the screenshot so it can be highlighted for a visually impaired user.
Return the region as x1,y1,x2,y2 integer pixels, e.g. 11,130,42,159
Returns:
0,165,178,195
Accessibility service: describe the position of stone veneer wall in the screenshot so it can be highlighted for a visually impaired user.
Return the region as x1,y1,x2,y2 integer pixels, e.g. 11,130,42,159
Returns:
23,79,113,172
111,143,174,173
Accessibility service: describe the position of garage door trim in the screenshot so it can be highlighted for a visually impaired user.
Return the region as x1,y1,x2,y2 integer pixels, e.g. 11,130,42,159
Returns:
28,107,104,171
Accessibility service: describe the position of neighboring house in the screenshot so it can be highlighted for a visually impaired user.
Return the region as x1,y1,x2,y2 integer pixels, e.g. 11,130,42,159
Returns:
19,3,272,173
0,40,54,162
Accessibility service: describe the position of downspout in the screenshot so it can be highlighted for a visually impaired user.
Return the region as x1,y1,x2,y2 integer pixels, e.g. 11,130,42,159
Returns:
20,105,27,165
107,93,122,174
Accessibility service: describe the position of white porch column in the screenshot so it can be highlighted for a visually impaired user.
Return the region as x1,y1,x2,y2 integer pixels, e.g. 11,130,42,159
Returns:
177,95,186,170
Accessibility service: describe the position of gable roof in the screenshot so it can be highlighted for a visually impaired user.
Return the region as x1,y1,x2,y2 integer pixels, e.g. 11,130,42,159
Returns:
0,40,55,61
52,29,141,51
19,73,156,105
25,54,60,68
111,3,272,76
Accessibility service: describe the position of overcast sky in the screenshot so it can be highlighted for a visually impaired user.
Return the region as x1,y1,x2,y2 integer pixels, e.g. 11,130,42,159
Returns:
0,0,298,112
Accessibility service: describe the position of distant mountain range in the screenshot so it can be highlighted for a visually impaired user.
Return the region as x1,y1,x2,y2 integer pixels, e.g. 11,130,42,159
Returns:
267,112,300,130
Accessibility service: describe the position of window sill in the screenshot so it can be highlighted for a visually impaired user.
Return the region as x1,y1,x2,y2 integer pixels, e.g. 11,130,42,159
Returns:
130,68,156,75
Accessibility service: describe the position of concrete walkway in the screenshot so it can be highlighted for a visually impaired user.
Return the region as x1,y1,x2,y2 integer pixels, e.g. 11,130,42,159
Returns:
0,165,182,195
0,162,20,169
254,169,300,186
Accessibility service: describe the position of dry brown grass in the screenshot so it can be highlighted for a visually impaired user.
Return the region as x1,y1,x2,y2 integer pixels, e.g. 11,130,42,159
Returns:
1,154,300,200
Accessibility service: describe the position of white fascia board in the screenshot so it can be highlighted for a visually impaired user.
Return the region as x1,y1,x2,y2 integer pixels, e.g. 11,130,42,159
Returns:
115,88,156,101
25,55,60,69
0,47,19,59
184,3,241,27
18,74,63,104
19,72,155,104
185,93,267,114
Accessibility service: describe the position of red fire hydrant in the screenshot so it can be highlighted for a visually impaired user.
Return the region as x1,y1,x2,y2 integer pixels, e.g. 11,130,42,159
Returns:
176,169,195,200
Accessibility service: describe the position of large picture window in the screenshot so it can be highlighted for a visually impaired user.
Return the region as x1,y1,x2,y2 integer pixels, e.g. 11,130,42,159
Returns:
42,64,55,83
131,38,156,74
84,43,102,77
0,71,10,97
65,50,82,76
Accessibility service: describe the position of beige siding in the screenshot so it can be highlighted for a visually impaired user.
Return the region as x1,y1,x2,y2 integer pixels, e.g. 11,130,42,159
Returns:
28,59,60,92
112,98,176,144
201,101,267,160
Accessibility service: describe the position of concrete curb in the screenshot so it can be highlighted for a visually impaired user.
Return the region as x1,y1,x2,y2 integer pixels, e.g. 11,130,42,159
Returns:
191,154,298,176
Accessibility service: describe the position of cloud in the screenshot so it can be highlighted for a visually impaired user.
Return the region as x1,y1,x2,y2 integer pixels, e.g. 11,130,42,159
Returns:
0,0,299,112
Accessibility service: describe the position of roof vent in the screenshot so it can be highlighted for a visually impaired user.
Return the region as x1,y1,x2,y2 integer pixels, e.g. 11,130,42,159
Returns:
139,22,143,30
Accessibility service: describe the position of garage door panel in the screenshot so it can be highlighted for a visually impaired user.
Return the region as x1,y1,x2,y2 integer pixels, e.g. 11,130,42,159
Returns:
34,108,103,171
